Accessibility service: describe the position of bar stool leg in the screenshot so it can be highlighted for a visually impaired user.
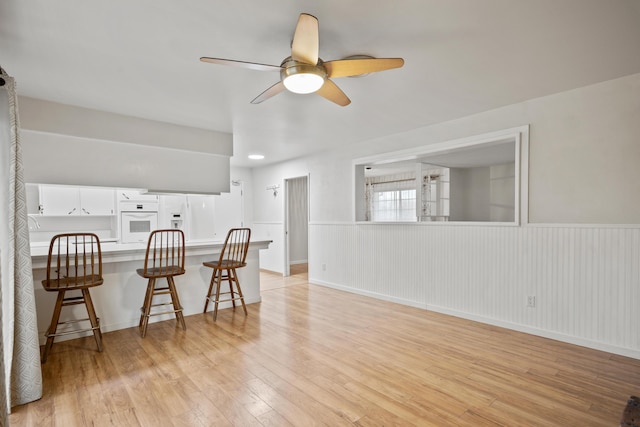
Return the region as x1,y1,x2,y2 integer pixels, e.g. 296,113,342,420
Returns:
139,279,153,330
213,269,223,321
42,291,66,363
231,268,248,315
203,268,218,313
167,277,186,331
139,278,155,338
227,269,237,309
82,288,103,352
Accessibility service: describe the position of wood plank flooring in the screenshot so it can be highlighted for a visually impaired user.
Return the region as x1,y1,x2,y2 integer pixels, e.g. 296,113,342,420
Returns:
260,264,308,291
10,267,639,426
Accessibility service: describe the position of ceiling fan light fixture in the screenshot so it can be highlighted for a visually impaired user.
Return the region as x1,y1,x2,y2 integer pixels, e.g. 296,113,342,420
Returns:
283,73,325,94
280,58,326,94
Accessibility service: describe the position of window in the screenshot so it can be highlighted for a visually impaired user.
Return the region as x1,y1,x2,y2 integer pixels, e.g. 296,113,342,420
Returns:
366,174,417,221
371,189,416,221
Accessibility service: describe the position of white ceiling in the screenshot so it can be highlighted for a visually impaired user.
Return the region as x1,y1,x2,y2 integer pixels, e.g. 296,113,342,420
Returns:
2,1,640,168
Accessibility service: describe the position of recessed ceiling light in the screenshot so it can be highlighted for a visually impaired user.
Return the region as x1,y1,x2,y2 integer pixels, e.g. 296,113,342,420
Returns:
248,154,265,160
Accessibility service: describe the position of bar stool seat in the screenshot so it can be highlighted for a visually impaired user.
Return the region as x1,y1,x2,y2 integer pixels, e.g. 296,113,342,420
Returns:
203,228,251,320
137,229,187,337
41,233,104,363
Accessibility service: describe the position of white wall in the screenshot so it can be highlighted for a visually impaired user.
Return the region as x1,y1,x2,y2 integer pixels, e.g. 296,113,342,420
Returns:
449,164,514,222
490,163,516,221
449,167,491,221
466,168,491,221
250,72,640,357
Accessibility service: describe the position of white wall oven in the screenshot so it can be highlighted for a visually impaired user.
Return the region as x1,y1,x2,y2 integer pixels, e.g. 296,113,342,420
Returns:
120,202,158,243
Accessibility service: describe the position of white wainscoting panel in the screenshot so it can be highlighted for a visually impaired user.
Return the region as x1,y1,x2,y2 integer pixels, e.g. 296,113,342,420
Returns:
309,223,640,358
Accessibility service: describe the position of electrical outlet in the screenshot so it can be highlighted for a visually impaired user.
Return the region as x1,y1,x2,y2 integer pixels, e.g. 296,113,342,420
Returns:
527,296,536,308
322,263,326,271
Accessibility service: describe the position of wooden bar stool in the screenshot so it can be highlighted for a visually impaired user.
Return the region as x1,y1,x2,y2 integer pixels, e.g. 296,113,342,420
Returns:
41,233,104,363
137,229,186,338
203,228,251,320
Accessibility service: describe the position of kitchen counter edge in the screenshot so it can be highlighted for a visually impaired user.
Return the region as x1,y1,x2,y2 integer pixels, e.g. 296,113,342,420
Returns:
30,239,273,268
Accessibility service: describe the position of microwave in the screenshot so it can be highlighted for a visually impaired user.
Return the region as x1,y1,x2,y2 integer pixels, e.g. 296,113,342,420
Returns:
120,202,158,243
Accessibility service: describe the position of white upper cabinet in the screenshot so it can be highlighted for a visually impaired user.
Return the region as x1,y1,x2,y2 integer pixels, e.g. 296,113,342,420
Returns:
39,185,80,215
79,187,116,215
118,189,158,202
39,185,115,216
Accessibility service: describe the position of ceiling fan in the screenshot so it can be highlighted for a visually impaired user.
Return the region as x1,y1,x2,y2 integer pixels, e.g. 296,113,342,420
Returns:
200,13,404,106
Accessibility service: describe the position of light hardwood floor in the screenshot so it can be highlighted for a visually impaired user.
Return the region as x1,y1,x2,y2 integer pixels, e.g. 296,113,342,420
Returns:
10,268,638,426
260,264,308,291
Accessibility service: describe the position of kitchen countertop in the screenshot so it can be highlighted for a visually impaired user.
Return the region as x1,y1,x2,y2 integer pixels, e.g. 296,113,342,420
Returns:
30,238,272,268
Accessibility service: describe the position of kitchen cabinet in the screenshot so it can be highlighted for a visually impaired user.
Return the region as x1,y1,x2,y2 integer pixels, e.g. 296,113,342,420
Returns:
118,189,158,202
79,187,116,215
39,185,115,216
39,185,80,215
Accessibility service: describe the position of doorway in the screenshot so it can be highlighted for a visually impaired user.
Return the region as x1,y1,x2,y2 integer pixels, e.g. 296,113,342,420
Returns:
284,176,308,277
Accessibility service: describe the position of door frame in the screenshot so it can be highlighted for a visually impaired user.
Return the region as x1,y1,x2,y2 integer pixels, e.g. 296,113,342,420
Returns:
283,175,309,277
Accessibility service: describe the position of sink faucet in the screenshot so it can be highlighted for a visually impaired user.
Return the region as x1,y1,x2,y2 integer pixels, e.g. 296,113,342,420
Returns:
27,215,41,230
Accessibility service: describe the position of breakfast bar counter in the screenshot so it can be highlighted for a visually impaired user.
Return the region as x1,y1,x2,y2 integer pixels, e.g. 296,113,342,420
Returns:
30,239,272,344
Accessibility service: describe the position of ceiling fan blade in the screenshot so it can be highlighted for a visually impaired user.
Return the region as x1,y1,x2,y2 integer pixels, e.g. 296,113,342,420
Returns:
200,57,281,72
251,81,286,104
291,13,319,65
316,79,351,106
325,58,404,78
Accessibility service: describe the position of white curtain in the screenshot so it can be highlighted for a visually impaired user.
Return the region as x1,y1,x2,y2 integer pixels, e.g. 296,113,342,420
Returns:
0,67,43,423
